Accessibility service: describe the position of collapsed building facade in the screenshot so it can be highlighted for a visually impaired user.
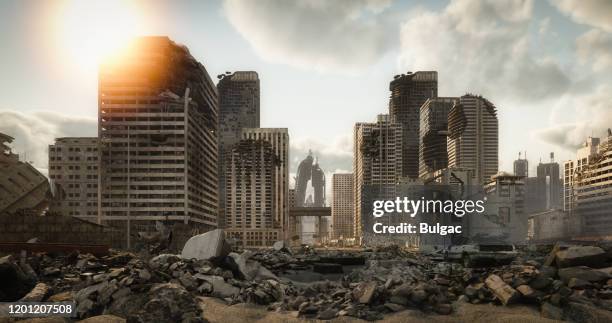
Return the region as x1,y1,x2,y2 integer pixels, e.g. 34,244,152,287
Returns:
98,36,219,241
0,132,50,215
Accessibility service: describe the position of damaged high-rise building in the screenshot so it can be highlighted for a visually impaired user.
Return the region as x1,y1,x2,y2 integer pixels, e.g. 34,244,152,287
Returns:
389,71,438,179
98,36,219,239
447,94,499,185
418,97,456,179
331,173,354,241
295,152,326,208
217,71,260,228
224,139,280,247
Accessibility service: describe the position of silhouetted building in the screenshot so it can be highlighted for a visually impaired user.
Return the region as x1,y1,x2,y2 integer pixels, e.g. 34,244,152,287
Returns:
389,71,437,179
536,156,562,210
513,152,528,177
447,94,499,185
295,152,326,208
217,71,260,228
48,137,98,222
224,139,280,247
418,97,456,179
98,36,219,239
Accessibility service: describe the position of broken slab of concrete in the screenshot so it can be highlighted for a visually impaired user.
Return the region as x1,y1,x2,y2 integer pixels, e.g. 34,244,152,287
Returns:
558,266,610,284
485,274,519,305
228,251,278,281
555,246,606,268
19,282,49,302
181,229,230,261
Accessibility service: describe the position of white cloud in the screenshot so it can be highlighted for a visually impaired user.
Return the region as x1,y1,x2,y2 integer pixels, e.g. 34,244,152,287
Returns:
533,84,612,151
576,28,612,72
550,0,612,32
0,110,96,172
398,0,570,102
223,0,396,72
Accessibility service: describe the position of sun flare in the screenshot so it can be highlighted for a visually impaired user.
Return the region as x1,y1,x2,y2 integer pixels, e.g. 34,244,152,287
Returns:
57,0,142,71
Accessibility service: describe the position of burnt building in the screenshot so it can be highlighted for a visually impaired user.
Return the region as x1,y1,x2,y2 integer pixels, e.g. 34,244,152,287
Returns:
389,71,438,179
98,36,219,244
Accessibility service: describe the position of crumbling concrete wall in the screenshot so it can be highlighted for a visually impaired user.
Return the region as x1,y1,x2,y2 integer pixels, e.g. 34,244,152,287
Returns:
0,213,121,246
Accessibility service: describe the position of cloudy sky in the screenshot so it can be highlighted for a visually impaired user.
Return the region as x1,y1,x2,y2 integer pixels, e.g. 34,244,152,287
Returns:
1,0,611,191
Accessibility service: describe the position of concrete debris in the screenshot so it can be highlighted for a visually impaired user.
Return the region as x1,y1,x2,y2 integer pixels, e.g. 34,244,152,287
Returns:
555,246,606,268
0,241,610,321
181,229,231,261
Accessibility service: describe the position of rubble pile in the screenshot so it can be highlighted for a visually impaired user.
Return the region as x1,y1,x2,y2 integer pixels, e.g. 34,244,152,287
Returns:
2,235,612,322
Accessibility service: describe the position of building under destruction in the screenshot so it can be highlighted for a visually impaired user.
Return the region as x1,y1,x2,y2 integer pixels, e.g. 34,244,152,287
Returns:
98,36,219,240
217,71,260,228
48,137,98,222
223,139,280,247
568,131,612,239
295,152,326,207
241,128,289,240
389,71,438,179
0,132,50,215
418,97,456,179
447,94,499,185
353,114,403,242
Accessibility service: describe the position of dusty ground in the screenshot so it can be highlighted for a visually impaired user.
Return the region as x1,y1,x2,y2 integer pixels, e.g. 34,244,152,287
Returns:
198,297,563,323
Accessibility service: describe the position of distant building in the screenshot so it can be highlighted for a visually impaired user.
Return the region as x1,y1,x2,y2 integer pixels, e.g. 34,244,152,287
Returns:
418,97,456,179
48,137,98,222
217,71,260,228
98,36,219,240
331,173,354,240
528,209,569,242
447,94,499,185
295,152,326,207
536,157,562,210
479,172,526,244
353,114,403,242
242,128,289,240
224,139,279,247
389,71,438,179
513,152,528,177
0,133,49,215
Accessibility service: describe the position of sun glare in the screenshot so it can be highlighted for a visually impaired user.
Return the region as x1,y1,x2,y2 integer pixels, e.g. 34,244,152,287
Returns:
57,0,141,71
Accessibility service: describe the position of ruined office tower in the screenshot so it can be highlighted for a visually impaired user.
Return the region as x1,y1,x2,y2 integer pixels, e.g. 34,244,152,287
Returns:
389,71,438,179
48,137,99,222
295,152,326,208
224,139,280,247
418,97,456,179
217,71,260,228
447,94,499,185
353,115,403,241
513,152,528,177
98,36,219,234
241,128,289,239
0,133,49,215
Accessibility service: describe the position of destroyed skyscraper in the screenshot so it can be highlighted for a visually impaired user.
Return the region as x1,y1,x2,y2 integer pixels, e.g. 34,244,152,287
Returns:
353,115,402,242
295,152,326,207
98,36,219,238
389,71,438,179
418,97,456,179
447,94,499,185
217,71,260,228
241,128,289,240
48,137,98,222
223,139,280,247
331,173,354,240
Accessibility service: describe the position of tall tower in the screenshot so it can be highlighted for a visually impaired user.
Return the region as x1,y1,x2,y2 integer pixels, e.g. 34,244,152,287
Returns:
217,71,260,227
389,71,438,179
224,139,279,247
353,114,403,241
447,94,499,185
418,97,456,179
513,152,528,177
242,128,289,239
98,37,219,240
332,173,354,240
